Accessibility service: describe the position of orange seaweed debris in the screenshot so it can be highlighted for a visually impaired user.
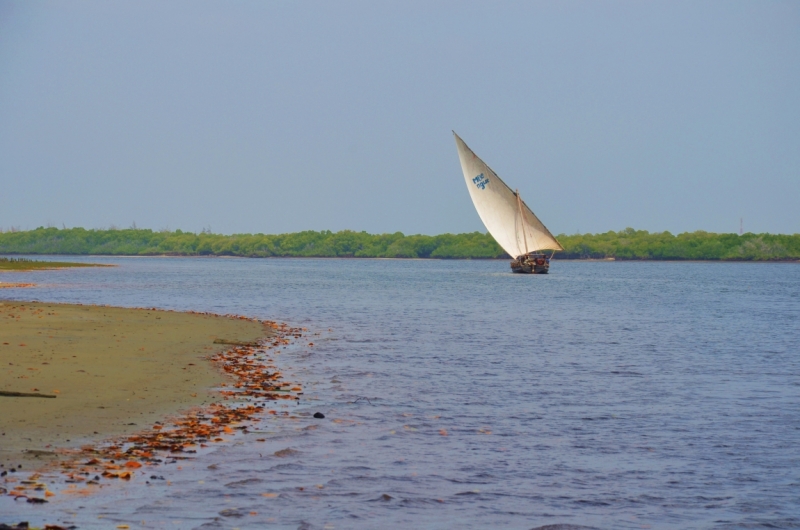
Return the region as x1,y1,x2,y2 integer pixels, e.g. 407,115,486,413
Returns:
61,485,97,496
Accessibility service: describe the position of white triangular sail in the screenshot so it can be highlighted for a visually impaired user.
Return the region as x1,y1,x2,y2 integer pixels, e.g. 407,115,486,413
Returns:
454,132,563,257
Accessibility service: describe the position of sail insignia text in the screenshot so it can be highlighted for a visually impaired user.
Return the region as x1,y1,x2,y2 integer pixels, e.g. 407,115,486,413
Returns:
472,173,490,190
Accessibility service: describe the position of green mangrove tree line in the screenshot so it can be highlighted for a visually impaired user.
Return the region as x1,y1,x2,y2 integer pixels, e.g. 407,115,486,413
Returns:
0,227,797,260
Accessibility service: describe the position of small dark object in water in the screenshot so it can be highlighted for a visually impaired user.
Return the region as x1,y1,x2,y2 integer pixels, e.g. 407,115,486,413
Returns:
313,412,325,419
26,497,48,503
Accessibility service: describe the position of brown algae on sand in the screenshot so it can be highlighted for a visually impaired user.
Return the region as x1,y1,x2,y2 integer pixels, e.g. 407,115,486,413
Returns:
0,301,271,468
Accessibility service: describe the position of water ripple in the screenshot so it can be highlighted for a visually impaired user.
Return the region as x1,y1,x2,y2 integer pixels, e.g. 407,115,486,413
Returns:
1,258,799,529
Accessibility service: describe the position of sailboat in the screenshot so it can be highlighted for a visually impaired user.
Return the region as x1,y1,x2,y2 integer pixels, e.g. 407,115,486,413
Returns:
454,132,564,274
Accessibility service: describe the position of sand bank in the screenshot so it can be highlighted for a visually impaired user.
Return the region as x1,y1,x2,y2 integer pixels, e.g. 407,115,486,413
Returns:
0,258,112,271
0,301,271,468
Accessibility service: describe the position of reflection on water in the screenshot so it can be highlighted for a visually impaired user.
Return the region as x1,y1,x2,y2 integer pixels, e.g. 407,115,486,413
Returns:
2,258,799,529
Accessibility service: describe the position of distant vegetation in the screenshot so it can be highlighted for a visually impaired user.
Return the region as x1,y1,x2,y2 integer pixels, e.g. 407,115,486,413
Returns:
0,256,109,271
0,227,798,261
557,228,799,261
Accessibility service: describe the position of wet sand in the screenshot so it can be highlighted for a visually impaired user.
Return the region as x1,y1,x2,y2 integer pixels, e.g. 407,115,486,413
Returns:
0,301,272,468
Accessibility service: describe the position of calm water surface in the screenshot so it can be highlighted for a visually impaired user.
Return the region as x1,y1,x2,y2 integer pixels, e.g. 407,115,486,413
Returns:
1,258,799,529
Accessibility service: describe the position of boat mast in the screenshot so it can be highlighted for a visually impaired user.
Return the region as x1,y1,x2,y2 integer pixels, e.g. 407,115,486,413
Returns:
516,189,529,257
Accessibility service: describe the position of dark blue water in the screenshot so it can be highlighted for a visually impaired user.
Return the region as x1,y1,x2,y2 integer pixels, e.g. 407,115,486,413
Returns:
2,258,799,529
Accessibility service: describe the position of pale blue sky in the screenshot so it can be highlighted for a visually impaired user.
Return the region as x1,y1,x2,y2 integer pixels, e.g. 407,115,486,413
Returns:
1,1,798,235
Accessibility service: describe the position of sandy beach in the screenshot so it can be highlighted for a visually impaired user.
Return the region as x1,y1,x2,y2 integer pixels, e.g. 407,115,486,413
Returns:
0,301,272,468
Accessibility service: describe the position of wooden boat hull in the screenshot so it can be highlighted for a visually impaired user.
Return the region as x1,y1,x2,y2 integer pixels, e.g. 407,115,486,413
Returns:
510,254,550,274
